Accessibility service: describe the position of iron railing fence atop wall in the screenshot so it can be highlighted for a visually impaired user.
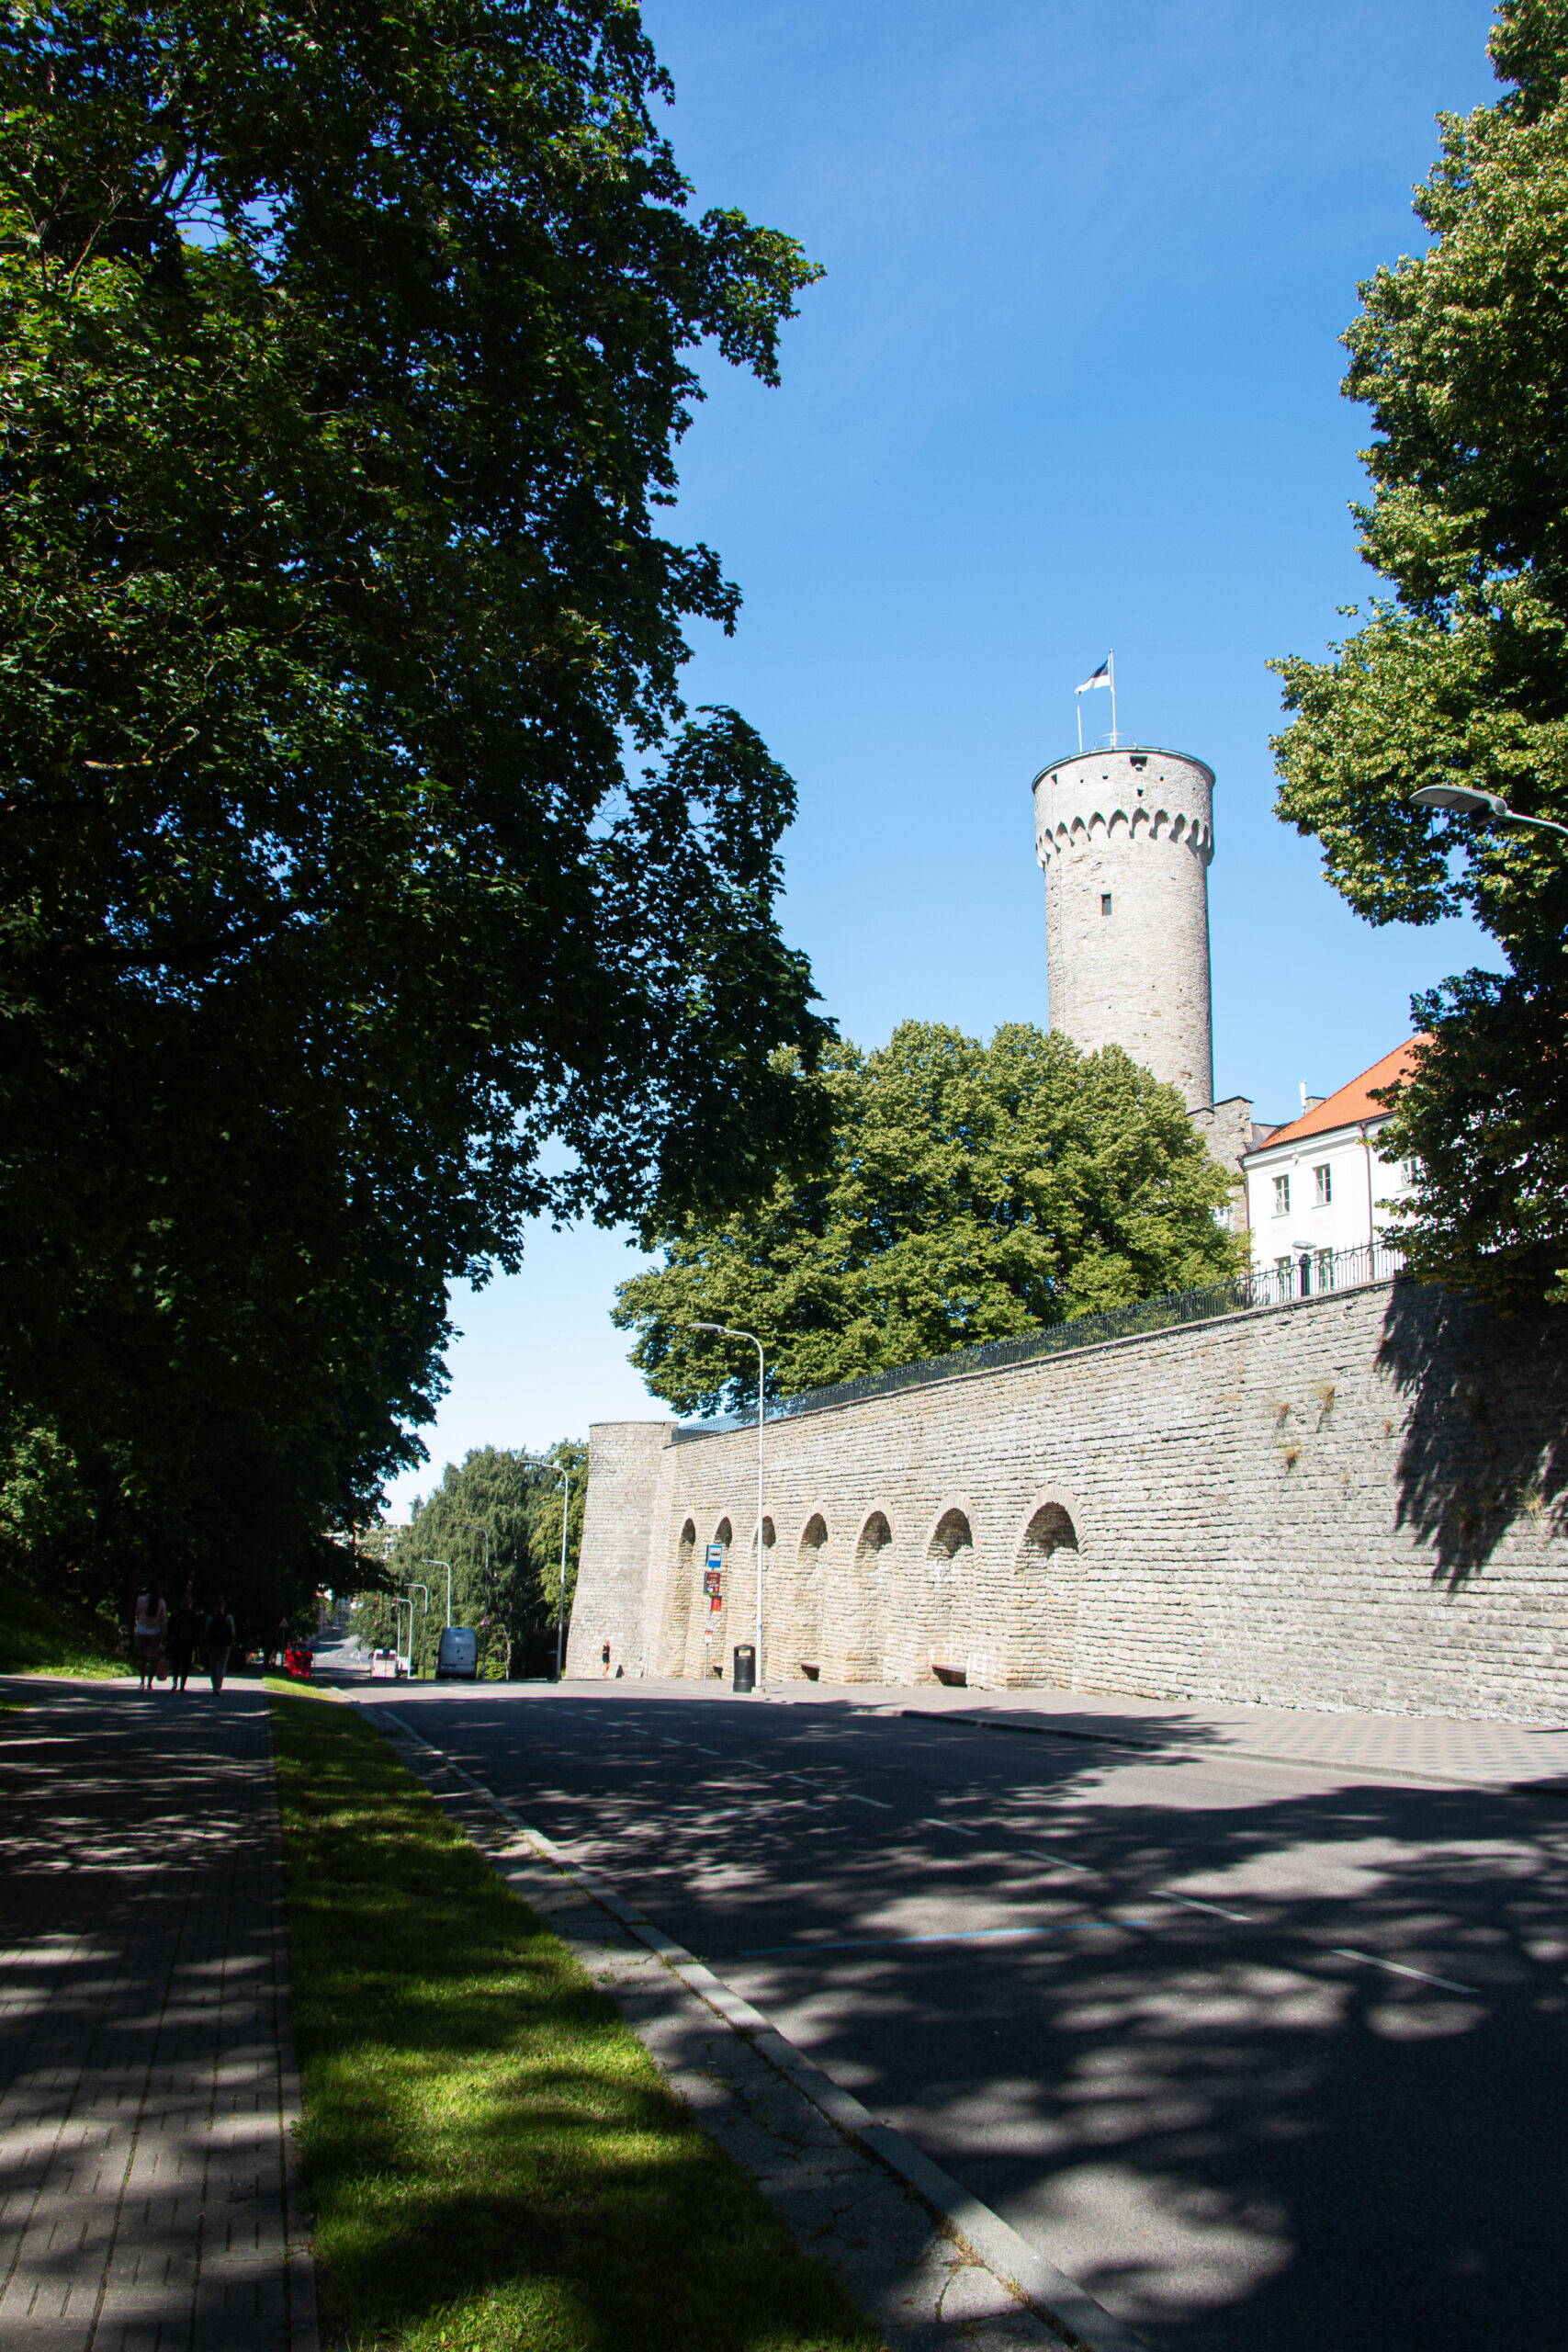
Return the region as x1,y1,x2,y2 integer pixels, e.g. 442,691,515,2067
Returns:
671,1238,1407,1444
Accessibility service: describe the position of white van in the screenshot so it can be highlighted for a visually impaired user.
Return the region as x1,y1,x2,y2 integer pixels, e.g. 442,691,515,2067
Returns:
434,1626,479,1680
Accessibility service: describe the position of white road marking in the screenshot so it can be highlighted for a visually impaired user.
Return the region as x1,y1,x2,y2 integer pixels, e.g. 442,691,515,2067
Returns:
1159,1893,1256,1923
741,1917,1153,1956
1331,1947,1480,1996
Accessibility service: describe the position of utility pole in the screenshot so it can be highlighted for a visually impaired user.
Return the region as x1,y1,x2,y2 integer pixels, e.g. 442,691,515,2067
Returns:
556,1465,571,1683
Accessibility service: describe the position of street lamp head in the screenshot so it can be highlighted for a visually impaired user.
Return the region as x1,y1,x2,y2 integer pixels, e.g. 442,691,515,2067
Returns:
690,1321,726,1333
1409,783,1510,818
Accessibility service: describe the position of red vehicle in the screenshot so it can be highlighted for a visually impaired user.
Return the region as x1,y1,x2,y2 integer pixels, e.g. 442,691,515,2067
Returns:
284,1642,313,1680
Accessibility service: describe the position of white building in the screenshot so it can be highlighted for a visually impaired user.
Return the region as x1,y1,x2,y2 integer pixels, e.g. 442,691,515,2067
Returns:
1241,1039,1424,1282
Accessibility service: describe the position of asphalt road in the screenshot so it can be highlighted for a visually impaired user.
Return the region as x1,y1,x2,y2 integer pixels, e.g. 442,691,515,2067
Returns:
366,1682,1568,2350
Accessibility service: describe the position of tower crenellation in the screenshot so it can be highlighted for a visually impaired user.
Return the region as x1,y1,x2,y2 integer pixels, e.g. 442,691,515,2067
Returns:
1032,742,1215,1112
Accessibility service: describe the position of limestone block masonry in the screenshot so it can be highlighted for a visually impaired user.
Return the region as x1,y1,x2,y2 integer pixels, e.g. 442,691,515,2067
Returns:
1034,745,1214,1111
570,1276,1568,1724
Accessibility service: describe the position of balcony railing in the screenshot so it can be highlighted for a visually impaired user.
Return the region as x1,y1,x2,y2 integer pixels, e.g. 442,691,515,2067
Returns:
671,1239,1406,1442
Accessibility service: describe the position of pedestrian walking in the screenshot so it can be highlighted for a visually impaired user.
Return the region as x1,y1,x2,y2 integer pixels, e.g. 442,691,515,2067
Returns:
203,1597,237,1692
132,1582,166,1691
165,1589,200,1692
601,1638,611,1679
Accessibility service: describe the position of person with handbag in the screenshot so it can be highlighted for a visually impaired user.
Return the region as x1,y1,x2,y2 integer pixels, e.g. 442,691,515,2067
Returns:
132,1583,166,1691
203,1597,237,1693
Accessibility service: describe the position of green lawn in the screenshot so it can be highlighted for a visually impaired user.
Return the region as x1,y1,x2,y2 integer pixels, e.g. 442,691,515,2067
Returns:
270,1693,883,2352
264,1673,339,1700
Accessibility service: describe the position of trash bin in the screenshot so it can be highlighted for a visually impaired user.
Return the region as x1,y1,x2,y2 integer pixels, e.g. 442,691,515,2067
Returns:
732,1643,756,1693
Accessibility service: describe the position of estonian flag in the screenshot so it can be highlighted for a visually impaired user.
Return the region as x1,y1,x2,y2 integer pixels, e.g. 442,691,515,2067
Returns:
1076,657,1111,695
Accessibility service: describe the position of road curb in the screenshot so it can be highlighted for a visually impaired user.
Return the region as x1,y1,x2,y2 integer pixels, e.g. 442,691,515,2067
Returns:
364,1705,1147,2352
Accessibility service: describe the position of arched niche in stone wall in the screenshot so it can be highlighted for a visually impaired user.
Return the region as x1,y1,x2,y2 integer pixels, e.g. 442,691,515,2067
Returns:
923,1509,975,1686
790,1513,829,1679
1010,1495,1082,1690
664,1518,700,1678
926,1507,974,1581
689,1517,732,1684
1020,1502,1077,1566
855,1510,893,1566
837,1510,893,1686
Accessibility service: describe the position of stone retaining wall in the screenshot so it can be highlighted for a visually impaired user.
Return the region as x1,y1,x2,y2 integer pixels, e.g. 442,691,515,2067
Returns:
570,1276,1568,1723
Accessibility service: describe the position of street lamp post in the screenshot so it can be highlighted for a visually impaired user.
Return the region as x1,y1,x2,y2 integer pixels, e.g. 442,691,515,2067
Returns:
555,1467,570,1684
1410,782,1568,842
462,1522,492,1671
691,1323,766,1692
406,1582,430,1678
426,1558,453,1628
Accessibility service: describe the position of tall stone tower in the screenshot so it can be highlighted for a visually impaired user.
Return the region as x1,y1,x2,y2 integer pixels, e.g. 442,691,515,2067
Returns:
1032,743,1215,1112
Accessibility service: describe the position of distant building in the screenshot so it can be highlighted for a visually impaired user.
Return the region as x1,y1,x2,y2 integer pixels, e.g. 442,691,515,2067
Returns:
1240,1039,1425,1279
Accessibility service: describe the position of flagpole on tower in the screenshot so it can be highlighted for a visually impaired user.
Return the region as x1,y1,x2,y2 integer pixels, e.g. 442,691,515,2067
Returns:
1073,652,1112,742
1076,695,1083,753
1109,647,1117,747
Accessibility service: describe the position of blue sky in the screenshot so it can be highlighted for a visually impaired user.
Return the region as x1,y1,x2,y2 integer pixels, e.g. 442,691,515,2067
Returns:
383,0,1501,1514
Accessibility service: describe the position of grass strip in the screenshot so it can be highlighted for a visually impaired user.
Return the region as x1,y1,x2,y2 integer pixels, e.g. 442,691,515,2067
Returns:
271,1693,884,2352
264,1673,340,1700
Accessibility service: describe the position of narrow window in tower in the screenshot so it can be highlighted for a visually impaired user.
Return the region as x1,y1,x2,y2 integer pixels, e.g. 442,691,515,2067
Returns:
1273,1174,1290,1217
1100,893,1112,917
1314,1163,1332,1206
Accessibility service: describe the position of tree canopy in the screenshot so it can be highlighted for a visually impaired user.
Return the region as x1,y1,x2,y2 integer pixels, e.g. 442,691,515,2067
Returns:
614,1023,1242,1418
1270,0,1568,1306
355,1442,585,1676
0,0,831,1607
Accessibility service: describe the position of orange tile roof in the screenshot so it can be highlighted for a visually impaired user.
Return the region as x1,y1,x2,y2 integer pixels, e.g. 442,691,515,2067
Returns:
1252,1037,1429,1151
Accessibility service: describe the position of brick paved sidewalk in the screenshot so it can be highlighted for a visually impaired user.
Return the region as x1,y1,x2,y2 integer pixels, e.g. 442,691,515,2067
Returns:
0,1679,315,2352
845,1680,1568,1784
570,1673,1568,1787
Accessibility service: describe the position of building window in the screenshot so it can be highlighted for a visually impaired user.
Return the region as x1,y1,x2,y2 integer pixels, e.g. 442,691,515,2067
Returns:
1400,1157,1420,1188
1272,1173,1290,1216
1313,1163,1331,1206
1100,892,1112,917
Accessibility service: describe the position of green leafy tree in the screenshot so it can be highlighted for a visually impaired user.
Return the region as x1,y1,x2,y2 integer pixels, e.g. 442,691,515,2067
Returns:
1370,975,1568,1306
614,1023,1243,1417
1270,0,1568,1305
356,1442,585,1675
0,1,832,1606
